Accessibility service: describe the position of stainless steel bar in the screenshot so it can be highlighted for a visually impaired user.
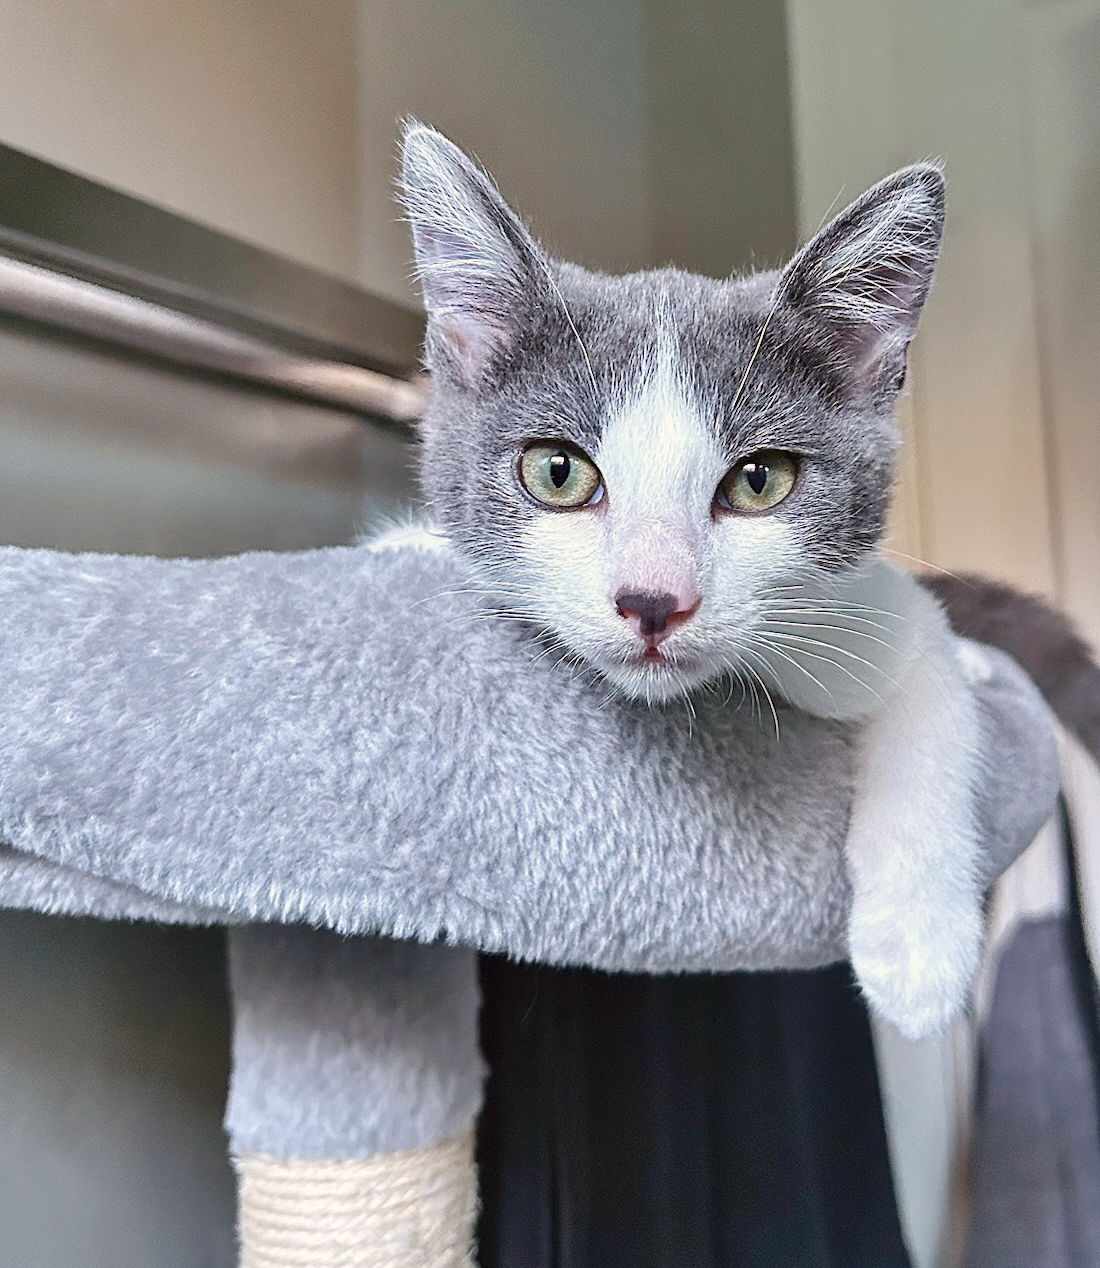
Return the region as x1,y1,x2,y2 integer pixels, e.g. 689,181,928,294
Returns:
0,143,425,382
0,256,426,422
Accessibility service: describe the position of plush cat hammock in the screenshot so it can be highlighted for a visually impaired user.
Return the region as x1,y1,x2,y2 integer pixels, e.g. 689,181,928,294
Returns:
0,539,1059,1265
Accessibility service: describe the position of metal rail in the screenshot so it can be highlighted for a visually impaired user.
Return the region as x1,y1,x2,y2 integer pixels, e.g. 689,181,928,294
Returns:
0,143,426,421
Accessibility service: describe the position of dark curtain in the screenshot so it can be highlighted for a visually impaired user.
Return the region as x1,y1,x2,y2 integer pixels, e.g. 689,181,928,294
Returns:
477,958,909,1268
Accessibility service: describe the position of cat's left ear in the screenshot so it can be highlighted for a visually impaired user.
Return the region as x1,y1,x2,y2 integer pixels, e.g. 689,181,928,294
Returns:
400,121,547,387
778,163,945,392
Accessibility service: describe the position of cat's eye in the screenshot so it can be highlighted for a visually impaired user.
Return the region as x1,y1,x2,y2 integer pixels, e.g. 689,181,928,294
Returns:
518,441,603,509
717,450,799,514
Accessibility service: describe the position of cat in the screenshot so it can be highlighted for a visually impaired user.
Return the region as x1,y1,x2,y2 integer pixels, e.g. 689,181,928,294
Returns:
393,121,1042,1039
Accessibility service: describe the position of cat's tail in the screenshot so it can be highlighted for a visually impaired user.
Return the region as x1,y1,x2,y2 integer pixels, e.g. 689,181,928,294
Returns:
924,573,1100,765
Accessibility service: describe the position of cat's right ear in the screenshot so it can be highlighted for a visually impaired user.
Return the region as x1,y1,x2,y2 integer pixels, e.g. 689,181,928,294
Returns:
400,122,545,387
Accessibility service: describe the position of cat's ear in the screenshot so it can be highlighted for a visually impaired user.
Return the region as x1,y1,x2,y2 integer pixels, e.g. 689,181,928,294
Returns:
400,121,546,386
778,163,945,391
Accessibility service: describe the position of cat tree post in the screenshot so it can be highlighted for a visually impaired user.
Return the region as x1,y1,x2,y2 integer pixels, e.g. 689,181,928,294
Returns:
225,927,484,1267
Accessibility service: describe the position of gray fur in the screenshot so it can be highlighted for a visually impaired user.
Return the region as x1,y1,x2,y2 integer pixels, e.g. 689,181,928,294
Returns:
0,541,1058,973
927,574,1100,764
0,842,229,924
226,928,482,1158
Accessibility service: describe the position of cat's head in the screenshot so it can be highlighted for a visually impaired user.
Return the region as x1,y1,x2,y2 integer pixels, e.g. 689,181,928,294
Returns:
401,122,944,702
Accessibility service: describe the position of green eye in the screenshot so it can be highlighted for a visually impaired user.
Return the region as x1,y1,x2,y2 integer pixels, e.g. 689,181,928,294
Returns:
519,442,603,509
718,450,799,513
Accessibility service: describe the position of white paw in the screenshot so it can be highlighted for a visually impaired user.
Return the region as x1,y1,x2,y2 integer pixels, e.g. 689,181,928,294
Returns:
849,895,983,1040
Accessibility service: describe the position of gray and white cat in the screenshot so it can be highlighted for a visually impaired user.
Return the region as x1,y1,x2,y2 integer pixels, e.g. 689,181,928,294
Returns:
393,122,987,1039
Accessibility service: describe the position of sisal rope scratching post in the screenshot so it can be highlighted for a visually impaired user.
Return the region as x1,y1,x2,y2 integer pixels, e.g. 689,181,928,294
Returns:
236,1133,478,1268
225,927,484,1268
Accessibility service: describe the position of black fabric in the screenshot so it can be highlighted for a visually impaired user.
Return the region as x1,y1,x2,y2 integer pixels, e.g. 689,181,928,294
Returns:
476,958,910,1268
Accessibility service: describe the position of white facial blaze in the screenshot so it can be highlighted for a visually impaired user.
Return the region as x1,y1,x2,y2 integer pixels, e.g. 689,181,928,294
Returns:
595,339,722,603
514,331,806,702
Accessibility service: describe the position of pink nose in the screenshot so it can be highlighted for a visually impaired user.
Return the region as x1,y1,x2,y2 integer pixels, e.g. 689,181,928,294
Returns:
615,589,699,646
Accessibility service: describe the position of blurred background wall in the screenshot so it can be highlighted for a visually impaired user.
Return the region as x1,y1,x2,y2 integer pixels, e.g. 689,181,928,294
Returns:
0,0,365,280
0,2,1096,1265
0,0,797,296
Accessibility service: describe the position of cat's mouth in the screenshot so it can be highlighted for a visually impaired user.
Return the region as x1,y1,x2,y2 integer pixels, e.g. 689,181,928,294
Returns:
625,647,696,672
596,644,717,702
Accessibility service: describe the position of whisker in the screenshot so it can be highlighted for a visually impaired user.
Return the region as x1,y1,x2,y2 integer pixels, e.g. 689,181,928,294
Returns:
758,597,909,624
412,585,542,609
729,278,788,418
729,654,762,724
742,631,838,710
758,600,910,627
682,690,697,739
754,633,888,707
533,257,599,397
759,628,902,693
879,546,972,583
757,588,910,620
760,612,906,643
761,615,901,655
725,644,781,739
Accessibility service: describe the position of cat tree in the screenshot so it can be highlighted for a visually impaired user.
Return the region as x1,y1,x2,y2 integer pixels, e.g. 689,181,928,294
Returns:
0,540,1059,1264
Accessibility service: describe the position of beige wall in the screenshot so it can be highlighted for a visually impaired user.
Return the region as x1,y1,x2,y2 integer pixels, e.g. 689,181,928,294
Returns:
355,0,653,305
0,0,364,280
0,0,656,308
787,0,1058,594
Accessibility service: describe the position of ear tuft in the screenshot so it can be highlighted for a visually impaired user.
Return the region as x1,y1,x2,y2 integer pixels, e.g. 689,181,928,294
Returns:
780,163,945,387
399,121,545,386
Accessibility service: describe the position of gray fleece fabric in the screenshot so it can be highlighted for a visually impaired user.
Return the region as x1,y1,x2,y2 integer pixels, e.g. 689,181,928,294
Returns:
226,928,483,1158
0,542,1059,974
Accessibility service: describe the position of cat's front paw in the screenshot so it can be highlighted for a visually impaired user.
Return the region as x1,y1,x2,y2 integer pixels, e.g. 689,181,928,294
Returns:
849,894,983,1040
